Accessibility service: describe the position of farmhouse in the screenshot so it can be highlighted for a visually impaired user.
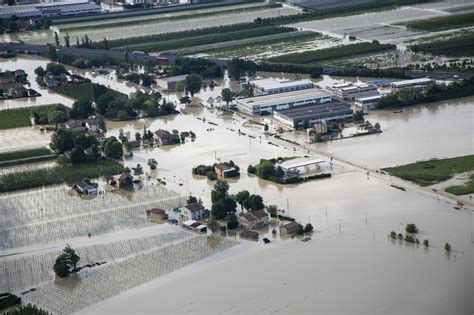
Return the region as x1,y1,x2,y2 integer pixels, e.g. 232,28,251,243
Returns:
109,173,134,188
214,162,239,178
155,129,178,145
279,221,302,235
239,210,269,229
73,179,98,195
179,203,206,221
156,75,188,91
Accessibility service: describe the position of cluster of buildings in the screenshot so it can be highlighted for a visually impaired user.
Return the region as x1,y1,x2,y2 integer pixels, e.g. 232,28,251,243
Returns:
40,73,91,88
0,0,102,20
0,69,39,99
0,69,27,84
64,116,105,143
236,78,353,128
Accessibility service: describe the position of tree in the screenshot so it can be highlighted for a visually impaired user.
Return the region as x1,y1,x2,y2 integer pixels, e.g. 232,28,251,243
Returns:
104,137,123,159
53,254,69,277
187,195,197,205
64,32,70,47
211,180,229,203
405,223,418,234
70,145,86,164
179,95,192,105
96,92,116,115
267,204,278,216
256,160,274,180
50,128,77,153
48,110,67,127
103,37,109,50
221,88,233,105
235,190,250,210
374,122,381,131
297,225,305,235
207,216,220,233
353,110,364,122
390,231,397,239
227,213,239,230
211,196,236,220
245,194,264,211
185,73,203,97
70,100,94,119
304,223,313,233
34,66,46,77
144,159,157,172
423,239,429,247
54,31,60,46
46,62,67,75
264,124,269,133
53,244,80,277
444,243,451,252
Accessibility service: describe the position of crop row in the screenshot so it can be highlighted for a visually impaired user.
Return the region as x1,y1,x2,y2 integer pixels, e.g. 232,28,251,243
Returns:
404,12,474,32
0,159,125,192
0,231,192,293
409,33,474,57
268,42,396,64
26,235,238,314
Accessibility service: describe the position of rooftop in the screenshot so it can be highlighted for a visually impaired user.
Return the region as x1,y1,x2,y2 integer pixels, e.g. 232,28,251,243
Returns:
356,94,385,102
239,230,259,240
238,88,331,108
274,101,353,120
391,78,432,87
249,77,313,91
242,210,268,222
185,202,205,213
157,75,189,83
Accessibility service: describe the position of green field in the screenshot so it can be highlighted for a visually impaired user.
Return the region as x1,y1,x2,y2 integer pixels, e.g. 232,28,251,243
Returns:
405,12,474,32
268,43,396,64
445,174,474,195
382,155,474,186
409,32,474,57
52,83,95,101
0,104,67,130
0,159,125,192
0,147,52,162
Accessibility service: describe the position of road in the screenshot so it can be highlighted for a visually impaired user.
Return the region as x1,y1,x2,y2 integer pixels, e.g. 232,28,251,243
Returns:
0,42,228,66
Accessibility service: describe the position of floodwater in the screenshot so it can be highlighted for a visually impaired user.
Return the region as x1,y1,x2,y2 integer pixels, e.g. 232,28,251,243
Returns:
0,56,75,110
86,170,473,314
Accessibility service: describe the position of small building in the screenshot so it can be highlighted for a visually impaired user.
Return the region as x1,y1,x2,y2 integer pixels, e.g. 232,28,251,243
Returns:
155,129,177,146
179,202,206,221
147,208,169,221
331,83,378,101
84,117,103,133
355,94,384,111
273,101,353,128
248,77,314,95
156,74,188,91
239,230,259,241
279,221,302,235
390,78,432,90
313,120,328,135
214,162,239,178
109,173,134,188
0,71,16,84
182,219,207,233
73,179,98,195
239,210,269,229
64,119,85,130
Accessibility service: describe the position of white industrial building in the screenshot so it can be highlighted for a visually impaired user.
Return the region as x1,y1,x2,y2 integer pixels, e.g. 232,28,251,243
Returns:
236,88,332,116
0,0,101,19
390,78,432,90
355,94,385,110
248,77,314,95
273,101,353,128
330,82,378,101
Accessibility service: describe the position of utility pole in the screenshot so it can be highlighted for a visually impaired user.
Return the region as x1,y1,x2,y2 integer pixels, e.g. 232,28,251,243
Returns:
287,198,290,217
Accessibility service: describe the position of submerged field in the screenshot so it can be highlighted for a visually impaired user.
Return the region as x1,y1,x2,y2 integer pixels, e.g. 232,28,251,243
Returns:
409,32,474,57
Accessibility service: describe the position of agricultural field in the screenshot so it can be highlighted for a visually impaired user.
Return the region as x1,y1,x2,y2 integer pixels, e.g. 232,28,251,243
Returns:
0,159,125,192
403,12,474,31
268,42,396,64
0,147,55,167
409,32,474,57
35,5,300,44
0,128,51,153
0,104,66,130
445,174,474,195
51,84,95,102
382,155,474,186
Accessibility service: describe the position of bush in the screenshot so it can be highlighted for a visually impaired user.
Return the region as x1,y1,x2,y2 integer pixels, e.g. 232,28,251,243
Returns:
405,235,415,243
405,223,419,234
0,293,21,312
247,165,256,174
304,223,313,233
444,243,451,252
423,239,429,247
390,231,397,239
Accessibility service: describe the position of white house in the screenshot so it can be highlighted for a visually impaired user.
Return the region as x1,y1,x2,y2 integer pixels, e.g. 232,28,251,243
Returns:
179,203,206,221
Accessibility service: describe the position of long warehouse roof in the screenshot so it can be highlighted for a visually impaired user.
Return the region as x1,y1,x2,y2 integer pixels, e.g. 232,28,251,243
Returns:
274,101,352,120
238,88,331,108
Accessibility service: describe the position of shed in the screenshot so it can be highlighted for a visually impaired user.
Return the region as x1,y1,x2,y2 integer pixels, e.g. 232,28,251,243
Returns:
239,230,259,241
279,221,302,235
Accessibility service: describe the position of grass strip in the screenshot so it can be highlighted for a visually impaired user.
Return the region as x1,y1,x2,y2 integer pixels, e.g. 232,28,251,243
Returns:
382,155,474,186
